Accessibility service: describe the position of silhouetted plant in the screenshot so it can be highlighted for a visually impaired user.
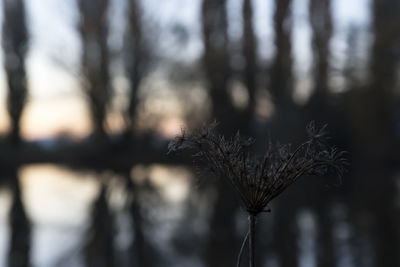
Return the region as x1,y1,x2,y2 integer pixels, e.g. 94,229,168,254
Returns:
168,121,347,267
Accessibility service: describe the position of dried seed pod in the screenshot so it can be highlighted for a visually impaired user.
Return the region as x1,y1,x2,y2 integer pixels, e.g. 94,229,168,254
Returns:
168,121,347,215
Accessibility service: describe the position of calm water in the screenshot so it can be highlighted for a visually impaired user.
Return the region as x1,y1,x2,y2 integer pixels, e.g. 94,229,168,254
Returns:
0,164,398,267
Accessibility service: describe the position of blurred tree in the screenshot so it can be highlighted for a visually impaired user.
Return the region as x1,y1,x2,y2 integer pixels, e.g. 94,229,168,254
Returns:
366,0,400,265
78,0,111,140
241,0,263,264
308,0,333,109
201,1,240,266
2,0,28,144
343,1,400,266
241,0,257,126
368,0,399,152
124,171,155,267
2,1,31,266
269,0,293,109
346,0,399,159
202,0,236,133
7,169,31,267
308,1,337,267
122,2,155,264
268,2,297,265
123,0,148,136
85,183,115,267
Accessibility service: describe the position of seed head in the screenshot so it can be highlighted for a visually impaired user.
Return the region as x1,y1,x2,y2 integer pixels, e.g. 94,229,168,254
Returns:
168,122,347,215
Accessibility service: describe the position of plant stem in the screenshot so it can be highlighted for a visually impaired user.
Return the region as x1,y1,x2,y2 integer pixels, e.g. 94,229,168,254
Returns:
237,230,249,267
249,214,256,267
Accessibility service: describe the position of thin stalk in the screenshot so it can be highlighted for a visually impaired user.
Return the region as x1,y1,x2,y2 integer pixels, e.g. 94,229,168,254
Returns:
237,230,249,267
249,214,256,267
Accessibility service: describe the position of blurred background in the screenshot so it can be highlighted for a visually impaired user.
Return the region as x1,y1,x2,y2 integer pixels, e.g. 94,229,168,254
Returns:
0,0,399,266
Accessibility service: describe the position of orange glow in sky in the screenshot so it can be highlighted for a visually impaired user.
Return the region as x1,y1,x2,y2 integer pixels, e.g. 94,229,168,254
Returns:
20,95,91,140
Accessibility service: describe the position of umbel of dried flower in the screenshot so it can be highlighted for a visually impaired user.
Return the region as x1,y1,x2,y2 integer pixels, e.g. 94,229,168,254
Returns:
168,121,347,267
168,121,347,216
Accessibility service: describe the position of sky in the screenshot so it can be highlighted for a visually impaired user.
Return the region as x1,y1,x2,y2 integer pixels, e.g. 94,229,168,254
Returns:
0,0,371,139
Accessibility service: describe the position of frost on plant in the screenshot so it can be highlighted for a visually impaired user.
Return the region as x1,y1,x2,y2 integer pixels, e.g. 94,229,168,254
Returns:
168,121,347,216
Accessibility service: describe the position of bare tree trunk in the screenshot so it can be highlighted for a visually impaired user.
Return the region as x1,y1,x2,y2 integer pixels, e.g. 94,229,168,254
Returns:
124,0,146,136
242,0,257,124
201,0,236,133
309,0,332,103
78,0,111,140
2,0,28,145
368,0,399,149
346,0,399,160
7,168,31,267
269,0,293,109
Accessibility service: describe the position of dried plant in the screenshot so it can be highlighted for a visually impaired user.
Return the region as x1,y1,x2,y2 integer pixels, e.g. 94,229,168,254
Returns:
168,121,347,267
